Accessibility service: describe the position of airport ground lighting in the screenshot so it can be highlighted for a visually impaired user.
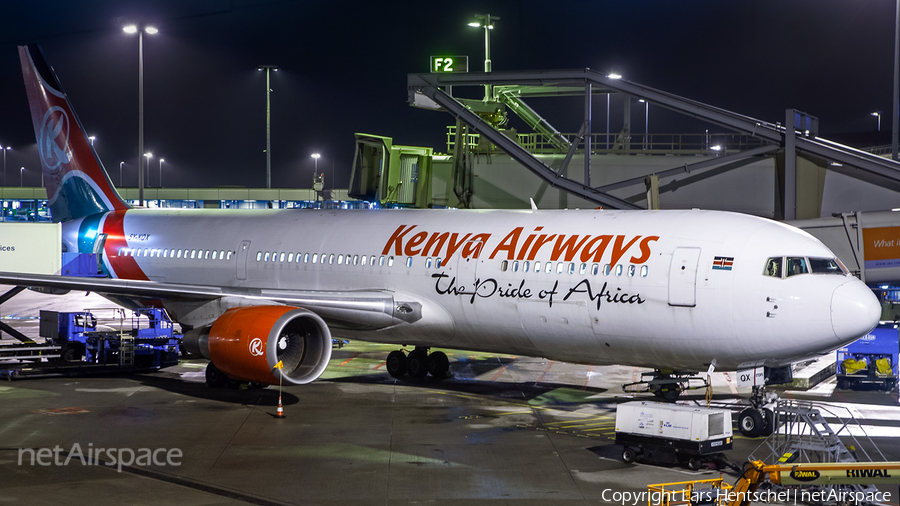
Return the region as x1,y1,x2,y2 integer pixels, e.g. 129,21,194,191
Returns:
159,158,164,187
258,65,279,189
123,23,158,205
88,136,96,146
119,161,124,186
144,152,152,187
873,111,882,131
468,14,498,100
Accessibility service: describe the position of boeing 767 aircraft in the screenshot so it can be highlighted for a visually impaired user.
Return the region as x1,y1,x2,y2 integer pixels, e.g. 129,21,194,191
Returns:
0,45,881,437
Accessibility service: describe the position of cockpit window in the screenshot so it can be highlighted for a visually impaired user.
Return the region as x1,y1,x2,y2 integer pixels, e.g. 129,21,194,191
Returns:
764,257,782,277
809,257,846,275
786,257,809,277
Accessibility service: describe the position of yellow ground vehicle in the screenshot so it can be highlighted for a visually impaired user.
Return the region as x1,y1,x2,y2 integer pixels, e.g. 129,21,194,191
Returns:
647,460,900,506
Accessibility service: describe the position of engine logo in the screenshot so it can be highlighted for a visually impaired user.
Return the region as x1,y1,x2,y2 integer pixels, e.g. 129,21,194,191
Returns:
249,338,264,356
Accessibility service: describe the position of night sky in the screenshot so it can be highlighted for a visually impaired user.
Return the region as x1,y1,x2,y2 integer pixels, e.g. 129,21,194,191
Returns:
0,0,895,190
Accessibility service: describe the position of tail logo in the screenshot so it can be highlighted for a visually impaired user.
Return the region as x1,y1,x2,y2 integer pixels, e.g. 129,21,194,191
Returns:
39,106,73,171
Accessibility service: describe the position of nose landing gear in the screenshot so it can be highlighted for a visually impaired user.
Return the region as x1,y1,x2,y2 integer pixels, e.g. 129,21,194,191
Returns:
386,347,451,380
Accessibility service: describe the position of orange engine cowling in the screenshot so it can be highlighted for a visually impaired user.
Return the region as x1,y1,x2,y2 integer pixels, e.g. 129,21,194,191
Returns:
201,305,332,385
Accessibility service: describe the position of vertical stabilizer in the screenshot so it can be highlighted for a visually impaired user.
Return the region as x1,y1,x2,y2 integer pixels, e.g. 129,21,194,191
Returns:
19,44,129,223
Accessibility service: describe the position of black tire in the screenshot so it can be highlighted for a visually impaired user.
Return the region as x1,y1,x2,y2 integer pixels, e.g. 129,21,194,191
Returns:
61,345,80,362
386,350,407,378
622,447,636,463
427,351,450,379
687,457,702,471
407,350,429,379
739,408,763,437
205,362,228,388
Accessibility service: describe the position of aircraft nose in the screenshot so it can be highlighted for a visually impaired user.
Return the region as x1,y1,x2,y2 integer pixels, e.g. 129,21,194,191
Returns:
831,280,881,342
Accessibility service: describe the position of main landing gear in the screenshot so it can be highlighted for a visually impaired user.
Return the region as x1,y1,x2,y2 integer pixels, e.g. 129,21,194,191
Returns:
622,370,709,401
737,385,776,438
386,347,451,381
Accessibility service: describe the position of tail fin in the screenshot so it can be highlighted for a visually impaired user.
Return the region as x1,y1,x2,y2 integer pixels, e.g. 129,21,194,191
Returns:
19,44,129,223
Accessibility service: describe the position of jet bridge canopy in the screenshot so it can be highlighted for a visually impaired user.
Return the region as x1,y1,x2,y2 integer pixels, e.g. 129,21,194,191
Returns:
408,69,900,216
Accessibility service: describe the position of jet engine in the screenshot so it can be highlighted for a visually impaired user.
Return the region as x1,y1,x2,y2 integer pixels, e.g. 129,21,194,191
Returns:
183,305,332,385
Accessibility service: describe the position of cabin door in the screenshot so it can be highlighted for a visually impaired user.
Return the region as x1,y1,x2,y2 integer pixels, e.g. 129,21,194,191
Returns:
668,247,701,307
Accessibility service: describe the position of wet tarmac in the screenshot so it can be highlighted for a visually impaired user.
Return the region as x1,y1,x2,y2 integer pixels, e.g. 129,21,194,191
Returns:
2,286,899,505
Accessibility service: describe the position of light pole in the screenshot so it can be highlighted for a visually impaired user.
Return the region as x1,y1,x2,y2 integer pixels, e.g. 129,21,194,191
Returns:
159,158,164,187
1,146,9,187
124,23,158,206
258,65,279,189
119,161,124,186
144,153,152,188
20,167,24,187
606,74,622,150
639,99,649,149
873,111,882,131
89,136,96,146
468,14,499,100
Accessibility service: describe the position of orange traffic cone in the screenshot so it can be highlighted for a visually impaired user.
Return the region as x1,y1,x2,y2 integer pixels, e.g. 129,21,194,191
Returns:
275,395,286,419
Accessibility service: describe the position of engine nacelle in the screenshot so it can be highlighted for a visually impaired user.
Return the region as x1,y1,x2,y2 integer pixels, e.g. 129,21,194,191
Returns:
184,305,332,385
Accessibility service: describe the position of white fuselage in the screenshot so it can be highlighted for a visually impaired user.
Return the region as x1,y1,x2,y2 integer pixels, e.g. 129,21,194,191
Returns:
73,207,879,373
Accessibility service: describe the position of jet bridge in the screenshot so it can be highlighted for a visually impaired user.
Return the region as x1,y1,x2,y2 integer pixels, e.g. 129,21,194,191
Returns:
408,69,900,216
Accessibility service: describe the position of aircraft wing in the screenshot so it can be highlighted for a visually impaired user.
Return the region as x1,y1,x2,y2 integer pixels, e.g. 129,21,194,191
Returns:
0,272,421,330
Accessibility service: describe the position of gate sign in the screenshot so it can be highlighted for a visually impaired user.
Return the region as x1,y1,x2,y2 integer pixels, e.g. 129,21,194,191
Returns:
736,366,764,388
430,56,468,73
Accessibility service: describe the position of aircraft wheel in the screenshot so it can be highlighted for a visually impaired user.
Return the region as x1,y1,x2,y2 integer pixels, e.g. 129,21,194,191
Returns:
205,362,228,388
427,351,450,379
622,447,637,463
407,350,429,379
739,408,763,437
386,350,407,378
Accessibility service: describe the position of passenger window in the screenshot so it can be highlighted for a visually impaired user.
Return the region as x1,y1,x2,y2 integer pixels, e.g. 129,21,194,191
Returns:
547,262,554,274
220,250,226,260
379,256,385,267
406,257,413,268
287,253,293,262
163,249,168,258
534,261,541,273
361,255,367,266
426,258,432,269
370,255,376,266
435,257,442,268
329,254,335,265
388,256,394,267
171,249,176,257
580,263,587,275
279,252,285,262
786,257,809,277
628,265,636,277
353,255,358,265
591,264,599,276
304,253,309,263
641,265,648,277
512,261,519,272
227,251,232,260
523,261,530,272
501,260,508,271
211,251,217,260
764,257,782,277
312,253,318,263
615,264,623,276
337,255,343,265
566,263,574,275
191,250,196,259
604,264,611,275
177,250,182,259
